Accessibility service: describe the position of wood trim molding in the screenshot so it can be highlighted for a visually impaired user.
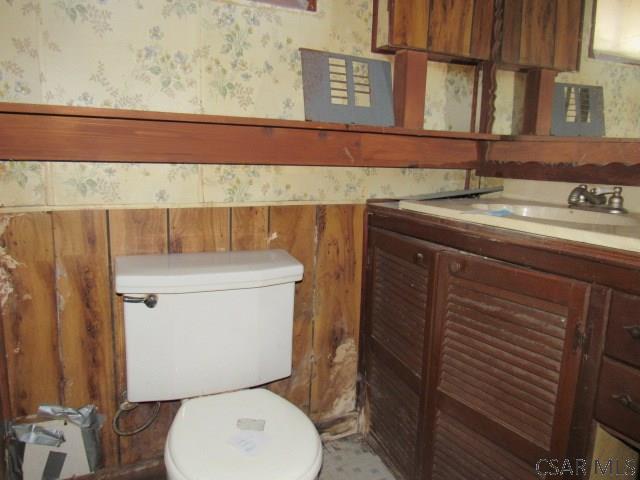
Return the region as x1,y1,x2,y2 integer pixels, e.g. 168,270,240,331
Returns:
481,136,640,185
487,136,640,166
478,61,498,134
478,161,640,186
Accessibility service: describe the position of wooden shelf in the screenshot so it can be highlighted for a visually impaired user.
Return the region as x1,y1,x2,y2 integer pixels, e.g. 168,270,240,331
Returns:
2,103,640,185
0,103,496,168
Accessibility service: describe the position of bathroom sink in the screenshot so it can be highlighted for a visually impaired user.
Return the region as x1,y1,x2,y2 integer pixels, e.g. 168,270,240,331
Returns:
470,203,640,227
398,197,640,253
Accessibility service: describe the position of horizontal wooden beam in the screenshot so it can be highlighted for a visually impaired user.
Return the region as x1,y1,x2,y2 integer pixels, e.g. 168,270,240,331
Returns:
0,102,498,139
2,103,640,186
478,161,640,186
480,136,640,185
0,103,492,168
0,113,479,168
486,136,640,166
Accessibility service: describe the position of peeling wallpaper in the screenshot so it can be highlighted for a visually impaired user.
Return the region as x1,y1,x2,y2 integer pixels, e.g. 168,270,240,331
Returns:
0,0,638,210
0,215,20,307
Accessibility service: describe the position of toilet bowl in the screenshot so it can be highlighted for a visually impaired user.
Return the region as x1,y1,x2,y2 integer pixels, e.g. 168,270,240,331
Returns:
164,389,322,480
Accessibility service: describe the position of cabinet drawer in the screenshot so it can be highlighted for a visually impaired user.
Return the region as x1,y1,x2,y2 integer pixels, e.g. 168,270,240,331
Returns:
596,357,640,442
606,292,640,369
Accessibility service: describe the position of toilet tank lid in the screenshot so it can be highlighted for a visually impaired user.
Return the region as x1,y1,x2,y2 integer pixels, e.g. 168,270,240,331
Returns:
115,249,303,294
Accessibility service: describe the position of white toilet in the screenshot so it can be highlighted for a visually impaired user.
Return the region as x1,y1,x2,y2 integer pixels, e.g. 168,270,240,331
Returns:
115,249,322,480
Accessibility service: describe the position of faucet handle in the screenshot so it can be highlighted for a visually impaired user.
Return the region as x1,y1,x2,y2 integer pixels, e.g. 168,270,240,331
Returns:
568,184,588,205
608,186,625,210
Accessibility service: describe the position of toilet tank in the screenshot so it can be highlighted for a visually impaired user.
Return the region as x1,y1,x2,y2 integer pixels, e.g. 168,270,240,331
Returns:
115,250,303,403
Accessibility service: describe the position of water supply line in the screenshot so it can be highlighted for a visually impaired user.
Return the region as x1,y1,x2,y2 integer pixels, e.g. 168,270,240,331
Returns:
112,391,161,436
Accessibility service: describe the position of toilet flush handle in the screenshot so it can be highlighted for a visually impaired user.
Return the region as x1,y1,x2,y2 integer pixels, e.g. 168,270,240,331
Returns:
123,294,158,308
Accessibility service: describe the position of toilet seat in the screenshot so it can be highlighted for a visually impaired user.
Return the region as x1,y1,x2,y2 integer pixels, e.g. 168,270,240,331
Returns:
165,389,322,480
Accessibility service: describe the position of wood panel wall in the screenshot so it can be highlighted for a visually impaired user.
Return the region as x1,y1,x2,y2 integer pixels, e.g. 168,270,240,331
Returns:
0,204,364,469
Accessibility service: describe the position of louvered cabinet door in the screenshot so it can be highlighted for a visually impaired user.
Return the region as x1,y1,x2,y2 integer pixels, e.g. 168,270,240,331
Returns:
425,251,589,480
363,229,441,480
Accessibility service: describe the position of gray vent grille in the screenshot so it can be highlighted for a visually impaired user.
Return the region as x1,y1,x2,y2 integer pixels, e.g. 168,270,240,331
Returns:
551,83,605,137
300,49,394,126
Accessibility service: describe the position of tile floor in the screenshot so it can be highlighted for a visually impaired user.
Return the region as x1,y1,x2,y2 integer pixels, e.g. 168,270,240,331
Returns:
319,435,397,480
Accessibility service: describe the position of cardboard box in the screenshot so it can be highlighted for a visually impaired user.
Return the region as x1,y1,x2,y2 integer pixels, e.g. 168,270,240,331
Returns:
20,419,91,480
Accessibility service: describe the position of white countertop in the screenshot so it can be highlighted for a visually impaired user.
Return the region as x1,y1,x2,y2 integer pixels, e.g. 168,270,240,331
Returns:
398,197,640,253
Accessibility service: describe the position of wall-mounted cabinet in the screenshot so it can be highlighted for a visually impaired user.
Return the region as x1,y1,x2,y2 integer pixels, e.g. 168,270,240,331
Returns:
500,0,583,71
373,0,583,71
373,0,495,62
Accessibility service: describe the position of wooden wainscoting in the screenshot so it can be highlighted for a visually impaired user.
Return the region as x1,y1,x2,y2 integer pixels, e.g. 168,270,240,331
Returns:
0,204,363,469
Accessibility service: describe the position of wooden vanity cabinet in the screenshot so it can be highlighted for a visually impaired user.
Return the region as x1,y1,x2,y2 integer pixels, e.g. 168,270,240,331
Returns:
360,204,640,479
361,222,590,479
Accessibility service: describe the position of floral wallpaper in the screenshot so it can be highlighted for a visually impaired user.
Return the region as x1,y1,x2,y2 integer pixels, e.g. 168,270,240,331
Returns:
0,0,638,210
0,0,473,210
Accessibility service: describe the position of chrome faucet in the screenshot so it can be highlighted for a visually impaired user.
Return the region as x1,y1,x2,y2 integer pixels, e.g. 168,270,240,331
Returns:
567,184,627,214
